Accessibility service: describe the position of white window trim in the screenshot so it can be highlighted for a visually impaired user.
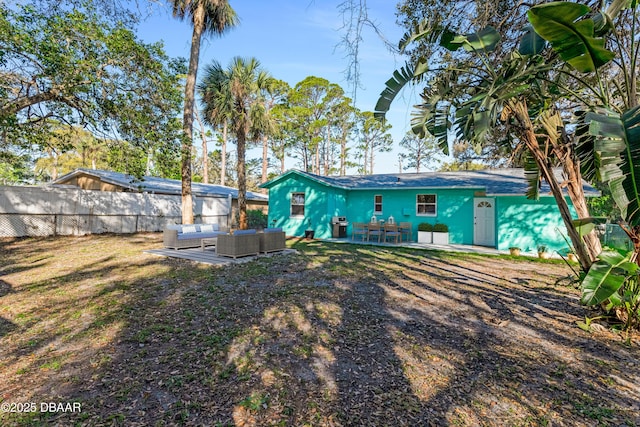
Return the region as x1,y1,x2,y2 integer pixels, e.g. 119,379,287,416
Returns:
416,194,437,216
290,192,305,218
373,194,383,215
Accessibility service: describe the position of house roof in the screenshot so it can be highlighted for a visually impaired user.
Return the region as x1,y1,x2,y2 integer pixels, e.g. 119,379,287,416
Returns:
51,168,269,202
261,168,600,197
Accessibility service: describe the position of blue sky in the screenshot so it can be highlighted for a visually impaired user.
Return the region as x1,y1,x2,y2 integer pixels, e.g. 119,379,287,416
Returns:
136,0,421,174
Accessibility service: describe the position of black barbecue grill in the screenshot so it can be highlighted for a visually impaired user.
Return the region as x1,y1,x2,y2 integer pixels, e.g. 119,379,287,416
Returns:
331,216,348,238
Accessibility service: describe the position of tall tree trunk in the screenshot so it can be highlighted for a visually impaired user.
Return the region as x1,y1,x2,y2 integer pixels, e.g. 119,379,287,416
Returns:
369,144,374,175
194,107,209,184
146,147,152,176
303,144,309,172
542,110,602,261
324,128,330,175
340,132,347,176
562,157,602,260
221,121,227,186
261,134,268,183
180,4,205,224
510,100,592,271
50,149,58,181
261,134,268,194
237,130,247,229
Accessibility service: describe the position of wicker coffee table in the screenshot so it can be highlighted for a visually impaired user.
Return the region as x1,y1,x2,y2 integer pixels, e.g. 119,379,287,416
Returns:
200,237,219,251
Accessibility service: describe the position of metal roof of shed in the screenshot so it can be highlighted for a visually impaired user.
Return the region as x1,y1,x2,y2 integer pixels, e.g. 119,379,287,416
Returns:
51,169,268,201
261,168,599,197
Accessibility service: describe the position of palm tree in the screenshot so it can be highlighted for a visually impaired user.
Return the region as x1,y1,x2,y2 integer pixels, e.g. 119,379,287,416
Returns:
198,60,232,187
171,0,238,224
255,78,288,186
199,57,271,229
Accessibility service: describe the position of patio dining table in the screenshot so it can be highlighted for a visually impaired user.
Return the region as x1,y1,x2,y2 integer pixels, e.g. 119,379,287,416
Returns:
351,221,413,243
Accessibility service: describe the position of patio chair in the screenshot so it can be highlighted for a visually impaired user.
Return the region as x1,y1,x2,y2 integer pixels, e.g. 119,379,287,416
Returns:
384,223,401,244
259,228,286,254
216,230,260,258
351,222,368,241
399,222,412,242
367,222,384,243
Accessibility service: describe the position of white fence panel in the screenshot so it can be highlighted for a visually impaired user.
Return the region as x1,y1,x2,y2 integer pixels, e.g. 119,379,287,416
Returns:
0,185,231,237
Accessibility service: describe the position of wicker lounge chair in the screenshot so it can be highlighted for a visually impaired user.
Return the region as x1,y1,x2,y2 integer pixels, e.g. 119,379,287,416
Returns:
259,228,286,254
216,230,261,258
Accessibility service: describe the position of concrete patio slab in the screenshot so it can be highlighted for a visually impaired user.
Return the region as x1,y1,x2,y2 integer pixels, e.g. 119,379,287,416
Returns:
145,247,297,265
321,237,560,259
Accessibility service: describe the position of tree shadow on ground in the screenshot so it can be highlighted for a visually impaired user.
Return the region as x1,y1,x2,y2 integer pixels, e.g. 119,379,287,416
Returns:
0,279,11,297
0,316,16,339
0,236,638,426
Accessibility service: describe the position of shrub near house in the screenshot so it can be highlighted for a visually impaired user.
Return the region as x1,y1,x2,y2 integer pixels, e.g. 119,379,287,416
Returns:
432,223,449,244
418,223,433,243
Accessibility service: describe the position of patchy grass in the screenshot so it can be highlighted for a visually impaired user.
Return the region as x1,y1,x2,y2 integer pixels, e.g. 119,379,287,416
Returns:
0,233,638,426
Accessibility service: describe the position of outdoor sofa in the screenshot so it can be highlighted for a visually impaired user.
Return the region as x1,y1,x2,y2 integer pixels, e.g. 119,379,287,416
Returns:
163,223,229,249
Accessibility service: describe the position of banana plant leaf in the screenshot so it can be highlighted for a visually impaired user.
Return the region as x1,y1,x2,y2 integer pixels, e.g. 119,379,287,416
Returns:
374,62,417,121
585,106,640,226
410,99,451,155
447,26,500,52
572,217,608,238
527,2,615,73
581,250,637,306
519,25,546,55
575,110,601,182
399,20,456,53
376,25,500,121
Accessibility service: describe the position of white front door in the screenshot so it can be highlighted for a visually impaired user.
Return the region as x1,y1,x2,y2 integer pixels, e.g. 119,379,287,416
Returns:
474,198,495,247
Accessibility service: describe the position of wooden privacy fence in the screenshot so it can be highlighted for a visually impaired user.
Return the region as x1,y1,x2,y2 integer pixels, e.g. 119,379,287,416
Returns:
0,185,231,237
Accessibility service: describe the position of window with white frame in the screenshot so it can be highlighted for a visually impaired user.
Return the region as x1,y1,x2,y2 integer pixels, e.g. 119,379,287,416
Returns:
290,192,305,217
374,195,383,214
416,194,437,215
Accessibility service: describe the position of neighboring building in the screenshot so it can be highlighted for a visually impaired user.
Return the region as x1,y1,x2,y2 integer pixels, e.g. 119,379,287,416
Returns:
52,168,269,219
260,168,599,253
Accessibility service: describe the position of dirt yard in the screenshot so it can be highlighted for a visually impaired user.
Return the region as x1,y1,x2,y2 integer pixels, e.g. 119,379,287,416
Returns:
0,234,638,426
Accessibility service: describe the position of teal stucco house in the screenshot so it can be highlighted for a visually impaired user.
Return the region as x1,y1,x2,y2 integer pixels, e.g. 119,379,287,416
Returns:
260,168,598,253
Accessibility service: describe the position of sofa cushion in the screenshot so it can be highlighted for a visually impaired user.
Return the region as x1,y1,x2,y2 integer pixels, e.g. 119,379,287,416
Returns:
181,225,198,234
264,227,283,233
233,229,257,235
200,224,219,232
176,231,227,240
